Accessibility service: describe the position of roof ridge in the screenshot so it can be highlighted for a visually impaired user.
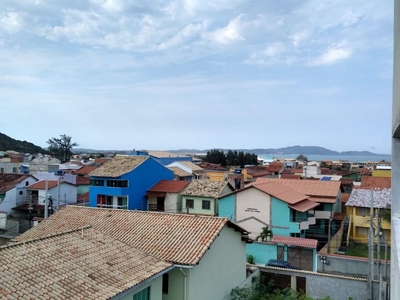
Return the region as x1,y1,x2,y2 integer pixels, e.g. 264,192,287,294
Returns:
2,226,92,249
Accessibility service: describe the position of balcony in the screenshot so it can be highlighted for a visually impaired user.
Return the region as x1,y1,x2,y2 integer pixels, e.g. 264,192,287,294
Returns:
148,204,165,212
308,214,316,225
314,210,331,219
299,220,309,230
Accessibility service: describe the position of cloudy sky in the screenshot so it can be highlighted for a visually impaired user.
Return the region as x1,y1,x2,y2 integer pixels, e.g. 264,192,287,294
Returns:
0,0,394,154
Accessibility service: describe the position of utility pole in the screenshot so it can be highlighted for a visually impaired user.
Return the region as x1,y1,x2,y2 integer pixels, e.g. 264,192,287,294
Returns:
368,189,374,300
57,175,61,210
44,180,48,219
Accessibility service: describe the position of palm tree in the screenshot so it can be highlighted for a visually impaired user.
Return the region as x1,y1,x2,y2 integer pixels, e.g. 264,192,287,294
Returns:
256,225,273,242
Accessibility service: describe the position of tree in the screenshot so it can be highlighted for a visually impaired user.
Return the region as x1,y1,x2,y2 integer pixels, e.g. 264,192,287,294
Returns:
296,154,308,161
255,225,273,242
47,134,78,163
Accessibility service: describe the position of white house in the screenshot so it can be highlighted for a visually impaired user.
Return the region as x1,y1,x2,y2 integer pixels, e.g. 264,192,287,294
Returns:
26,179,78,209
0,174,37,215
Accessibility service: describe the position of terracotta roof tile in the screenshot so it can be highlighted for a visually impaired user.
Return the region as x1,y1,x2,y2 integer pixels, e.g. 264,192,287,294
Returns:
89,156,149,178
341,193,350,203
252,182,309,205
76,176,90,185
77,192,89,202
73,165,98,175
1,227,172,299
27,180,59,190
148,151,191,158
289,200,319,212
0,174,33,194
255,178,340,203
13,206,243,265
182,179,230,198
168,166,192,177
280,174,302,179
178,161,204,171
272,235,318,248
360,177,391,189
147,180,190,193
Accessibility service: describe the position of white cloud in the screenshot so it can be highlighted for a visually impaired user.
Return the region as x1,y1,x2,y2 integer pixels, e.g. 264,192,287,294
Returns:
0,12,24,34
206,15,244,45
308,46,352,66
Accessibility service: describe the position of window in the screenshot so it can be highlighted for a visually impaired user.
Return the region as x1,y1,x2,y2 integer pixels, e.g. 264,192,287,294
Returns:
90,179,104,186
186,199,194,209
19,191,23,195
162,273,169,294
133,287,150,300
25,181,29,186
202,200,211,210
358,227,367,236
12,167,17,173
106,180,128,187
0,168,3,173
117,197,128,209
357,207,368,216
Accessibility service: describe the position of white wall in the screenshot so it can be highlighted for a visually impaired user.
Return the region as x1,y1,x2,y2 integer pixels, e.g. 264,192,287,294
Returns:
187,225,247,300
37,183,77,206
0,176,37,215
236,188,271,239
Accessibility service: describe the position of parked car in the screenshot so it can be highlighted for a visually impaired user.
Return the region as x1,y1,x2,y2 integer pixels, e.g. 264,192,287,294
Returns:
266,259,301,270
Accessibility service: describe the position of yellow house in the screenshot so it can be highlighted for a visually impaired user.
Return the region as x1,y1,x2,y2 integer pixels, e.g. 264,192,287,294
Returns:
346,188,391,246
372,169,391,177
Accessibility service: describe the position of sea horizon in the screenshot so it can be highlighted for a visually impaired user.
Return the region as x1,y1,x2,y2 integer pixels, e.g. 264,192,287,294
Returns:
259,154,392,163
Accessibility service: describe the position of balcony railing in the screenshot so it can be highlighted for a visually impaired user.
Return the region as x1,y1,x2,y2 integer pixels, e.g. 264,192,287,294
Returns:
96,204,128,210
148,204,165,212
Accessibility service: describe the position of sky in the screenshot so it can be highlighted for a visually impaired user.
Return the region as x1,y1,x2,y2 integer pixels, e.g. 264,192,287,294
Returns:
0,0,394,154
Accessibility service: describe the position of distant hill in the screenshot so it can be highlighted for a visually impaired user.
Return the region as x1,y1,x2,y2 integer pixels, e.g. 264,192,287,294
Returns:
0,133,47,154
171,145,384,156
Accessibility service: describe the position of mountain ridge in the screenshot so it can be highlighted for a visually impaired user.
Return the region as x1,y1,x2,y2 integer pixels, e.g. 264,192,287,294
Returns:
0,132,47,154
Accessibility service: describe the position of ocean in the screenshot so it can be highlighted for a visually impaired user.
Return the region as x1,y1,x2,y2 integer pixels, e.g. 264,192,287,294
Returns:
259,154,392,163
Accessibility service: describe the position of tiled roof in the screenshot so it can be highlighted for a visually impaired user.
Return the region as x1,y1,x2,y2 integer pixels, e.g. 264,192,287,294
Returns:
178,161,204,171
266,163,283,173
76,176,90,185
1,227,172,299
249,171,271,178
341,193,350,203
73,165,98,175
0,174,32,194
147,180,190,193
148,151,191,158
27,180,59,190
252,182,309,205
77,192,89,202
340,178,354,185
13,206,244,265
360,177,391,189
289,200,319,212
168,166,192,177
89,155,149,178
271,235,318,248
280,174,302,179
255,178,340,199
181,179,230,198
346,188,391,208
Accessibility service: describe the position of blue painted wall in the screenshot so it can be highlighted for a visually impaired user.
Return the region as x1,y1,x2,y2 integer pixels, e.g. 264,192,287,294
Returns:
218,193,236,221
89,157,174,210
271,197,301,237
246,242,277,265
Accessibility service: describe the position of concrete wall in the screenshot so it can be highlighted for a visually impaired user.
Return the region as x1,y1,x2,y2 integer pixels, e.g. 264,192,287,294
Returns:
181,195,216,215
316,253,390,280
260,267,382,300
246,242,277,265
271,197,301,236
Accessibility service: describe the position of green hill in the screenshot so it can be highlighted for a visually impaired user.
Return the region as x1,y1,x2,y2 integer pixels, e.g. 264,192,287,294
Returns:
0,133,47,154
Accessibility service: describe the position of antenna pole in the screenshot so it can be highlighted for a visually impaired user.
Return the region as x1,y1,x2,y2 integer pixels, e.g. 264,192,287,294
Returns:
44,180,48,219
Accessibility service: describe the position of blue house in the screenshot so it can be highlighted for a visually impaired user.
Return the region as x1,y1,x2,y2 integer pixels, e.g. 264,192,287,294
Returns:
89,155,173,210
127,150,193,166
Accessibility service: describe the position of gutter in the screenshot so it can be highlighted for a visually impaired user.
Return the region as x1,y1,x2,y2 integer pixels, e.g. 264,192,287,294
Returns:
111,264,176,300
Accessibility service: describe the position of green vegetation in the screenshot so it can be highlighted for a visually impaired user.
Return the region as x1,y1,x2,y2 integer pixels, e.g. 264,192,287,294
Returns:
231,277,332,300
345,243,390,260
0,132,47,153
47,134,78,163
204,149,258,167
255,225,273,242
247,255,255,264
